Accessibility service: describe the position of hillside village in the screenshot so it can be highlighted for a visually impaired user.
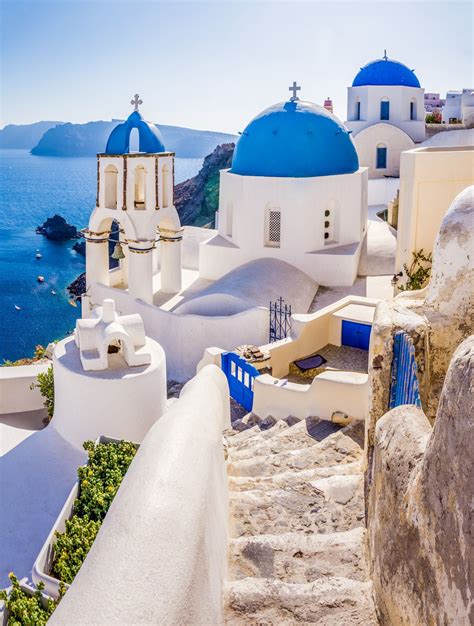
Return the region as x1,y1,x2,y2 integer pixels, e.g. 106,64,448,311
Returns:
0,53,473,625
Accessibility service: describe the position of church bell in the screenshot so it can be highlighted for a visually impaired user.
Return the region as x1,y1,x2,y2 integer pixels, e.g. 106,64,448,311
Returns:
111,241,125,260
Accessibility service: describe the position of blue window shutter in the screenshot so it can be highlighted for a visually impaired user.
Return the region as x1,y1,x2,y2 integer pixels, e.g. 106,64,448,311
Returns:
376,147,387,169
380,100,390,120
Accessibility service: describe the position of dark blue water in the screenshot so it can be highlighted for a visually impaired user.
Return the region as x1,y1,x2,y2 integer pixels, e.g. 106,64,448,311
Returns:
0,150,202,362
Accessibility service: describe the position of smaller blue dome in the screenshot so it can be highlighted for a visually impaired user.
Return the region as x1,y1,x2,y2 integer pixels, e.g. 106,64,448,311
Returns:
230,100,358,178
353,57,420,88
105,111,165,154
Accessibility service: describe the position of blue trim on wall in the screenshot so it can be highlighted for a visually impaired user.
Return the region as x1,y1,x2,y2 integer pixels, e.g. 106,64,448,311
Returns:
376,146,387,169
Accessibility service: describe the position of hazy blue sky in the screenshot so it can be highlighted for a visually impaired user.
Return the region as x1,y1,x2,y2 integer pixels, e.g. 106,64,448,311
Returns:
1,0,472,133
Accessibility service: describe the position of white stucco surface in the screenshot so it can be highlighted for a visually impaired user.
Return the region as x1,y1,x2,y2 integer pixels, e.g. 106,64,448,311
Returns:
174,258,318,316
50,365,230,625
419,128,474,148
252,370,368,421
352,124,415,179
0,362,51,414
358,205,396,276
367,177,399,206
52,336,167,449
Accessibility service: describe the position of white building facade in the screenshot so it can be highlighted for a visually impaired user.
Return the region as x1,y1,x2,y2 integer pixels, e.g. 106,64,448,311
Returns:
345,53,425,178
200,95,368,287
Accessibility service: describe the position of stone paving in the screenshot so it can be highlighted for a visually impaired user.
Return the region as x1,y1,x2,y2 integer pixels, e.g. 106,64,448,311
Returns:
223,414,378,624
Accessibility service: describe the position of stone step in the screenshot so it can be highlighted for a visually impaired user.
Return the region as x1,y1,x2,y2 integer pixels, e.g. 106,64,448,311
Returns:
230,474,364,537
227,421,364,478
224,576,377,625
229,527,367,584
227,417,342,461
228,462,361,493
225,415,299,446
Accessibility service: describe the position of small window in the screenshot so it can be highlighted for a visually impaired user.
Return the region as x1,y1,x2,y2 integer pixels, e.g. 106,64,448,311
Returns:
265,207,281,248
410,100,416,120
134,165,146,208
380,99,390,121
356,101,361,121
376,145,387,169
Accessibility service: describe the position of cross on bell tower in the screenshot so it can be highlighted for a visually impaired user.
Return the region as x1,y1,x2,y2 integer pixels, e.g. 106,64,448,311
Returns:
289,81,301,101
131,93,143,112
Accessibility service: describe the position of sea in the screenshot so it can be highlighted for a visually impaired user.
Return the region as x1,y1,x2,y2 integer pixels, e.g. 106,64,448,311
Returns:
0,149,203,362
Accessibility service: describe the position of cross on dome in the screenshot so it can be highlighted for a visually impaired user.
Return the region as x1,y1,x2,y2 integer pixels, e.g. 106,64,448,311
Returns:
131,93,143,112
289,81,301,101
383,49,388,61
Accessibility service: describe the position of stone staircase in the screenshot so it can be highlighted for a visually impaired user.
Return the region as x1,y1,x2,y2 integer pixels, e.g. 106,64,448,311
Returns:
223,414,378,625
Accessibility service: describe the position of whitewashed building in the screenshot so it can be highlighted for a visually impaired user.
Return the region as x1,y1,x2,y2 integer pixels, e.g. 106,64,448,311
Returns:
345,52,425,178
200,86,368,287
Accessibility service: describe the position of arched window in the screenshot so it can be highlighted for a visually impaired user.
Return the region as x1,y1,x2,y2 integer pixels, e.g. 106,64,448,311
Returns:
380,98,390,121
265,206,281,248
376,143,387,169
104,164,118,209
355,100,361,121
226,203,233,237
129,127,140,152
410,99,417,120
134,165,146,208
161,164,170,208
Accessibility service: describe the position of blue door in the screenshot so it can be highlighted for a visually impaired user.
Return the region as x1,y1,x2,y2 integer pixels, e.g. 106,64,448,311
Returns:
341,320,372,350
221,352,259,412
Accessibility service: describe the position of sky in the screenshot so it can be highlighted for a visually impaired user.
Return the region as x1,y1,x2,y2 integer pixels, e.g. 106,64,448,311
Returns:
0,0,472,134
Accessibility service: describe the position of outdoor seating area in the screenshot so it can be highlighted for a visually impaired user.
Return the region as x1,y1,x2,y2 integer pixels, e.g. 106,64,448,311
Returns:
287,343,369,384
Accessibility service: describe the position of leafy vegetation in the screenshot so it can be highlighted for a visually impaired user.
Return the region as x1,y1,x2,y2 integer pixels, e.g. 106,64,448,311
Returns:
2,345,48,367
50,439,137,585
0,573,65,625
30,365,55,419
399,249,433,291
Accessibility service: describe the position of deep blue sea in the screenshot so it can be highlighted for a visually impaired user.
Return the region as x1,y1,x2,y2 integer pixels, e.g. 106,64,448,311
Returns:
0,150,202,362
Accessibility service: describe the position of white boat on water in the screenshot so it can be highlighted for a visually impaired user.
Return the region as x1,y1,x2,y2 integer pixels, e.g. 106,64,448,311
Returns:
14,305,21,310
51,290,57,295
37,276,45,283
35,251,42,259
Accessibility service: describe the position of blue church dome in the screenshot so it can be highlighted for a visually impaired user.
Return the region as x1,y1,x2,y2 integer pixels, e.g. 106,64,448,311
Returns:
230,100,359,178
105,110,165,154
353,55,420,88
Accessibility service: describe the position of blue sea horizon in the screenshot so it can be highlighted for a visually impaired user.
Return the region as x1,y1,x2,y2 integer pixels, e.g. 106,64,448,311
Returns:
0,149,203,362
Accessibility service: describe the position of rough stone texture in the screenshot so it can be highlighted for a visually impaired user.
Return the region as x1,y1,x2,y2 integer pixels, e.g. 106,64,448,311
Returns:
368,336,473,625
224,415,377,624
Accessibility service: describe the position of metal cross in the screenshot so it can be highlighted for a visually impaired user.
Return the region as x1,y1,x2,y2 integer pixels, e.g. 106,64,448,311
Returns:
130,93,143,112
383,49,388,61
289,81,301,101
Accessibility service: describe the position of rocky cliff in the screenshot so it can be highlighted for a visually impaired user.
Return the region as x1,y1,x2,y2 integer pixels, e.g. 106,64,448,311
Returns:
37,214,78,240
174,143,235,226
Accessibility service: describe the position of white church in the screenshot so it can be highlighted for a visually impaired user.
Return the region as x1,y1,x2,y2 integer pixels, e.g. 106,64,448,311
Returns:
345,51,425,178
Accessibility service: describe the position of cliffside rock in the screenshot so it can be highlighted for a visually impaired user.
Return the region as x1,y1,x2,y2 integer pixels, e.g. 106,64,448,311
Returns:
37,214,78,240
174,143,235,226
67,272,85,300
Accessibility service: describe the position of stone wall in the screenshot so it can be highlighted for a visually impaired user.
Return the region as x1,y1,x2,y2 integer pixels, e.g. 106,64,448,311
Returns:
367,336,473,625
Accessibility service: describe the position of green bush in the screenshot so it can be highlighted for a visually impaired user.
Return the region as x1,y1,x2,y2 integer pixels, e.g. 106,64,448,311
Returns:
399,249,433,291
30,365,54,419
50,439,137,585
0,573,64,625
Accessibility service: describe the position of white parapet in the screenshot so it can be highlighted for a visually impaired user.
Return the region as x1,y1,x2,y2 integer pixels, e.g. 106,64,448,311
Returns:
49,365,230,625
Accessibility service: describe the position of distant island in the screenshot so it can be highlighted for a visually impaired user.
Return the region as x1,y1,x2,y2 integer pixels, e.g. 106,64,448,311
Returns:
0,119,238,158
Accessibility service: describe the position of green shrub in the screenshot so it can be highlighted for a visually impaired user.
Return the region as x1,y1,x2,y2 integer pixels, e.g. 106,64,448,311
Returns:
50,439,137,585
0,573,64,625
399,249,433,291
51,516,101,584
30,365,54,419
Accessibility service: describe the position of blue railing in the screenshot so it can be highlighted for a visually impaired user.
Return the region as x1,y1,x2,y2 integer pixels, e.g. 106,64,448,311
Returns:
389,331,422,409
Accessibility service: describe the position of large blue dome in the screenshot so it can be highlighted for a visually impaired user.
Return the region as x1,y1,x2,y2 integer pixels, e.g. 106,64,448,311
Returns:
353,57,420,88
105,110,165,154
230,100,359,178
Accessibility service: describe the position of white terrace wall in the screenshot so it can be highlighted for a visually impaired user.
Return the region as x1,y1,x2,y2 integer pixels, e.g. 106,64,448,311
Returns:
268,296,379,379
367,177,399,207
0,363,50,415
50,365,230,625
90,282,269,381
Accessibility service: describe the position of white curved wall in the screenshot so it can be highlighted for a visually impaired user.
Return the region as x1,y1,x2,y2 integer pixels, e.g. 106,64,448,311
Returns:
49,365,230,626
353,124,415,179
